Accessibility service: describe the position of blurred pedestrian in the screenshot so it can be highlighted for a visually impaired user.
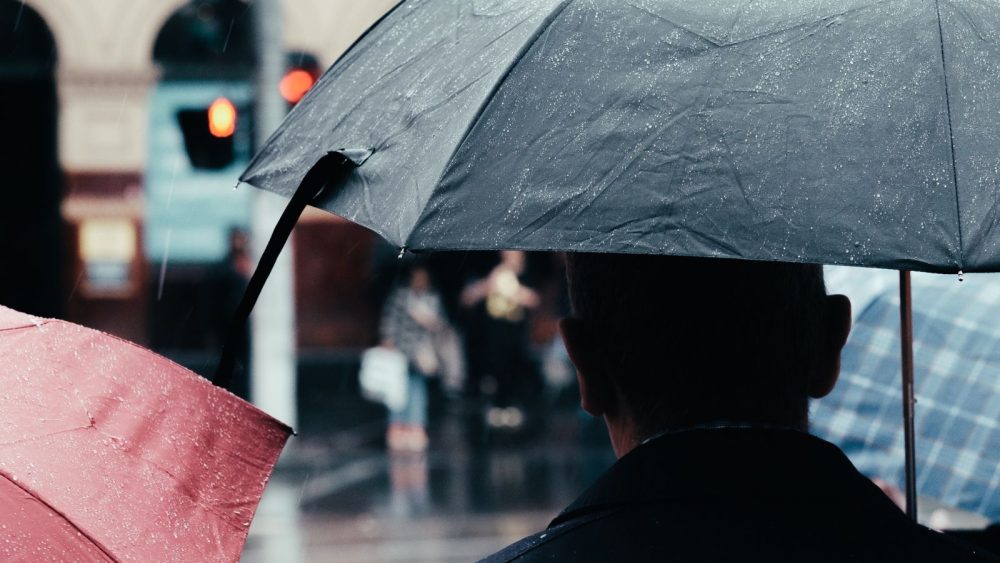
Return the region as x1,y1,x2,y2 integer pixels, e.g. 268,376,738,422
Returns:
461,251,540,428
388,454,431,518
380,262,448,452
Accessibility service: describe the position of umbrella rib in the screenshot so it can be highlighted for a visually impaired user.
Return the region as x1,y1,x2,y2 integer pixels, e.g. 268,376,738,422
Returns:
0,425,88,447
513,1,755,245
626,0,898,51
0,320,49,333
720,0,897,48
623,2,723,47
406,0,576,248
934,0,965,271
131,453,251,534
0,472,118,562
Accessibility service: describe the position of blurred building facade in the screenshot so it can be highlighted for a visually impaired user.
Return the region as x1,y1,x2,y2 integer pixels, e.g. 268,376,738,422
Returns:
5,0,395,353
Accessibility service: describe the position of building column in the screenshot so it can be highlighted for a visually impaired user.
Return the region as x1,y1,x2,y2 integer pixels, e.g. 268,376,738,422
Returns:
58,68,157,343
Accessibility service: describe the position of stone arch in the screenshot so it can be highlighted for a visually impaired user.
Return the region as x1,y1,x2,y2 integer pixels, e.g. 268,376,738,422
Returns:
0,1,57,70
22,0,186,73
23,0,400,77
153,0,254,78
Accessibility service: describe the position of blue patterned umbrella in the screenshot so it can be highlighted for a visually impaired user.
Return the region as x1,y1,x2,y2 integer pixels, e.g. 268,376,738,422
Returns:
813,268,1000,521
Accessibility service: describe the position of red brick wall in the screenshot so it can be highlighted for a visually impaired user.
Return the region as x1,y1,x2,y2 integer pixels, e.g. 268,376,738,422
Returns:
293,218,378,350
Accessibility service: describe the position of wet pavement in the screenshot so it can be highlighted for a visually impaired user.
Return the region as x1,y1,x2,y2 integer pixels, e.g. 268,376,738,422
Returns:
242,409,615,563
241,399,991,562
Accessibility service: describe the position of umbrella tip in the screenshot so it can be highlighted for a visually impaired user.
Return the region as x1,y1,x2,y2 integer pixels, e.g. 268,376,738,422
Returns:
397,246,407,259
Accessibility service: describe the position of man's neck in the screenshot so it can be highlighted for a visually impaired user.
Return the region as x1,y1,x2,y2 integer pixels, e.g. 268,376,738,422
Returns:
606,408,807,458
639,419,808,448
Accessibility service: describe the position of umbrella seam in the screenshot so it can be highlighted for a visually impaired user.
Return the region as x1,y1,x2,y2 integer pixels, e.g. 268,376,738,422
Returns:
0,471,119,562
934,0,965,271
405,0,577,247
131,450,266,535
1,319,291,430
62,318,294,433
628,0,899,50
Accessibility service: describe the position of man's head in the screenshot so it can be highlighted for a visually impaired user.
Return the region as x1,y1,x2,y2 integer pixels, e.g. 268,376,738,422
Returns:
560,253,851,456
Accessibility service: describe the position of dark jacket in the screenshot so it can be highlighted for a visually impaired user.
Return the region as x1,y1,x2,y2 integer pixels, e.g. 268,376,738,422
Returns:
482,428,1000,562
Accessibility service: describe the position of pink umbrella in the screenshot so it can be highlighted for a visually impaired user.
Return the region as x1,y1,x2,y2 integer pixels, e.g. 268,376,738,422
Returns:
0,305,291,562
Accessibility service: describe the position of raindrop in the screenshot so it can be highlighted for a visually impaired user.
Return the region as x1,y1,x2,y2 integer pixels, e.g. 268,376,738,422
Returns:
157,230,173,301
958,270,965,282
66,270,85,303
221,19,236,53
13,0,25,32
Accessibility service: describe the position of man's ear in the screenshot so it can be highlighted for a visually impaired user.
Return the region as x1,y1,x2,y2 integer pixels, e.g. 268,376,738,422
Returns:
559,317,614,416
809,294,851,398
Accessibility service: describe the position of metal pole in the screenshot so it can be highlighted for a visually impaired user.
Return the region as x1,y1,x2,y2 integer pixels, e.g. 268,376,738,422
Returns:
251,0,298,429
899,270,917,521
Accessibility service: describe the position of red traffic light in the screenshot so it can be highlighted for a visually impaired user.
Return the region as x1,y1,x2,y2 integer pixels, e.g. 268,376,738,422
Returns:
279,69,315,104
207,97,237,138
177,99,236,169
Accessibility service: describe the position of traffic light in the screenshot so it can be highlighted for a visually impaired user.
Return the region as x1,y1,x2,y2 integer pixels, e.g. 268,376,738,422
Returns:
176,96,236,169
281,52,321,106
207,97,236,137
173,52,319,169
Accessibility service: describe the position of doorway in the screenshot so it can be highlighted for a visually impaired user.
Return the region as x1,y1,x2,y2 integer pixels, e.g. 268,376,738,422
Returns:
0,2,60,317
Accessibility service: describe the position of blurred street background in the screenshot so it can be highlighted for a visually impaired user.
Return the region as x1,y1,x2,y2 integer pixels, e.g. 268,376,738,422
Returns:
1,1,618,560
1,1,994,561
242,402,616,563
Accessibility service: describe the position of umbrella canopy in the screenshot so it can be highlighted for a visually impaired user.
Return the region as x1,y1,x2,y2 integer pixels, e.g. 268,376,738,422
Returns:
242,0,1000,272
813,269,1000,521
0,306,291,562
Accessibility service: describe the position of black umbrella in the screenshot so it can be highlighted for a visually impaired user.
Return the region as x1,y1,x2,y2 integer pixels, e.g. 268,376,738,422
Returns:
241,0,1000,270
218,0,1000,520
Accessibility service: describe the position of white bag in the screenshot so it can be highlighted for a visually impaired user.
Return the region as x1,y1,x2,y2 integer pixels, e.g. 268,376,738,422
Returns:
359,346,409,411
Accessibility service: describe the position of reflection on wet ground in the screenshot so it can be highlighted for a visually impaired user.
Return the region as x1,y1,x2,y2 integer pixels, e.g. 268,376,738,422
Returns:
243,411,615,563
242,403,994,563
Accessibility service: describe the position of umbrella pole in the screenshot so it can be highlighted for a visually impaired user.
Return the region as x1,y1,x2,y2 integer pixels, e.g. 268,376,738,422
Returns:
899,270,917,521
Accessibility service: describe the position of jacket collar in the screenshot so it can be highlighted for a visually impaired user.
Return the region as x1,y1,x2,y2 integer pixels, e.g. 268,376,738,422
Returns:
551,427,900,527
